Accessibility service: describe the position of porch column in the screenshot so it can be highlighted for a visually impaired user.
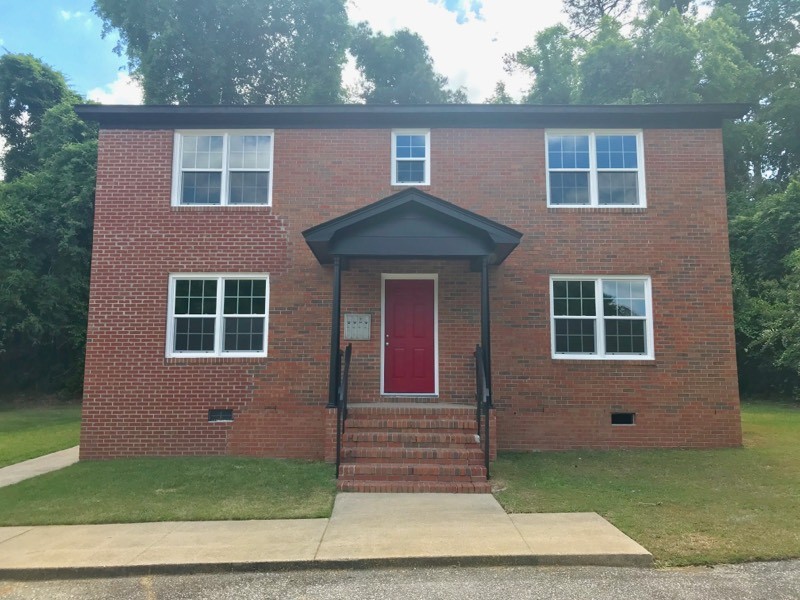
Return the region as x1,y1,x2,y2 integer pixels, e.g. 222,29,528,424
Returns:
480,256,493,407
327,256,342,408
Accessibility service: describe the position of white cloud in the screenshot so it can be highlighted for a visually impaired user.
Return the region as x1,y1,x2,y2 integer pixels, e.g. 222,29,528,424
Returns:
87,73,144,105
345,0,566,102
59,10,85,21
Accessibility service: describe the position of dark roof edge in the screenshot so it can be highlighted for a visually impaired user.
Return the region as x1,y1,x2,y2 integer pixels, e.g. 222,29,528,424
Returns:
75,103,752,130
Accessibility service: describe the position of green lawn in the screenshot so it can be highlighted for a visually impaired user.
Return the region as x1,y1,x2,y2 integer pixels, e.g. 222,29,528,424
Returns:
0,405,82,467
0,456,336,525
493,402,800,566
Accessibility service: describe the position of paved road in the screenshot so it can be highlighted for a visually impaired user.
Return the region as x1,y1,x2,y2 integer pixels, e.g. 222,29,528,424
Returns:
1,561,798,600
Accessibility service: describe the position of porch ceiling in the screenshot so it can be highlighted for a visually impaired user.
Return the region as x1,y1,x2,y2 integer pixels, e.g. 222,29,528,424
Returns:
302,188,523,266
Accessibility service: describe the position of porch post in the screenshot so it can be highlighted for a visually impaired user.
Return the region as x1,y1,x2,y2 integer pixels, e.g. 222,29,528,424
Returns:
480,256,493,407
327,256,342,408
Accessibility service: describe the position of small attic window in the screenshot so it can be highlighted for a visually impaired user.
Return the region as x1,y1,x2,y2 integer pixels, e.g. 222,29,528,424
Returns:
611,412,635,426
208,409,234,422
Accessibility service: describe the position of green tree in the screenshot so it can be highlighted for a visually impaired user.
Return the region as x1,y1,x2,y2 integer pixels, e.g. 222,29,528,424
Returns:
506,25,581,104
350,24,467,104
0,54,79,180
577,17,637,103
730,179,800,392
92,0,351,104
485,81,514,104
0,59,96,394
563,0,634,33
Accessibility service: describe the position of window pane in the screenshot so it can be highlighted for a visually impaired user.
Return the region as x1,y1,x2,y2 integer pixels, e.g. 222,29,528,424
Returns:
553,280,596,316
603,279,647,317
224,279,267,316
598,172,639,205
224,317,265,352
605,318,646,354
549,172,590,205
596,135,638,169
396,160,425,183
181,172,222,204
555,318,596,353
548,135,590,169
175,279,217,315
174,317,215,352
182,135,223,169
395,135,426,159
229,172,270,204
228,135,271,170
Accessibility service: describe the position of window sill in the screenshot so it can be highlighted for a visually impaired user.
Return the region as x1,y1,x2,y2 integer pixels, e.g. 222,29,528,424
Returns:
547,206,646,213
552,356,656,366
165,356,266,365
171,204,273,212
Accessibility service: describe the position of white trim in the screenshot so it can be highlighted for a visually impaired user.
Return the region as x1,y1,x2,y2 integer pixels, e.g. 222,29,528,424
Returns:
380,273,439,396
545,130,646,208
171,130,274,207
166,273,269,358
549,275,655,360
391,129,431,186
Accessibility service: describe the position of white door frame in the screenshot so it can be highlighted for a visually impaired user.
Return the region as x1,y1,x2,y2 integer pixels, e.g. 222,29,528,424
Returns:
380,273,439,396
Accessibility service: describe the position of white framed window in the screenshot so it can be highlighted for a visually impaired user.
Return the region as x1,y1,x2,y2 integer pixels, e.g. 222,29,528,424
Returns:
166,274,269,358
550,276,654,360
546,130,646,207
171,130,274,206
391,129,430,186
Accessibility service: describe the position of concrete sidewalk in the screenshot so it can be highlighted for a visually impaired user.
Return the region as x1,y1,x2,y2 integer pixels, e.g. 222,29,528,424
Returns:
0,447,79,488
0,493,651,578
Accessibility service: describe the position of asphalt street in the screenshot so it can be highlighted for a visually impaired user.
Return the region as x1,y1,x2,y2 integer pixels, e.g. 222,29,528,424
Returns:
1,561,799,600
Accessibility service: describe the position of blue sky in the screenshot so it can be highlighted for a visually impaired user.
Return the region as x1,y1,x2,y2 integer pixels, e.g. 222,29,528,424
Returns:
1,1,566,103
0,1,128,98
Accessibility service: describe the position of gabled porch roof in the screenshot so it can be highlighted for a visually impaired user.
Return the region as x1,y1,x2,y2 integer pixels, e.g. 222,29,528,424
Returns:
302,188,523,265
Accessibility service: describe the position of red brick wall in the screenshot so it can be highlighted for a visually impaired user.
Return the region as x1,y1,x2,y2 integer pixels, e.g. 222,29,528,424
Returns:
81,126,741,459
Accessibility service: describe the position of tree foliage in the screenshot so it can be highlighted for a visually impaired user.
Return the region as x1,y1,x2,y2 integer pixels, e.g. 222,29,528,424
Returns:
350,23,467,104
0,54,79,180
563,0,634,33
0,57,96,394
92,0,351,104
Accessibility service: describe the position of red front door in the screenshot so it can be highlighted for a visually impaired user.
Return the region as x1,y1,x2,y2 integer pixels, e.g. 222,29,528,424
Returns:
384,279,436,394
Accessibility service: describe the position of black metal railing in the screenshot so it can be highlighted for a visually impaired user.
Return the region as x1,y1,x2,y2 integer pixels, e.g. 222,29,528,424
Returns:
334,343,352,478
474,344,491,478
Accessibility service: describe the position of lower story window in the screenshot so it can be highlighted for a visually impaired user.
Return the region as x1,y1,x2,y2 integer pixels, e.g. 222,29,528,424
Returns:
550,276,653,359
167,274,269,357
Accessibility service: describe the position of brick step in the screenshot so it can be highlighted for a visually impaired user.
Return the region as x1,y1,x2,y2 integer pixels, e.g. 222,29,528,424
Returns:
338,462,487,481
344,418,478,432
341,446,485,463
349,400,473,407
337,480,492,493
344,431,481,447
347,403,475,416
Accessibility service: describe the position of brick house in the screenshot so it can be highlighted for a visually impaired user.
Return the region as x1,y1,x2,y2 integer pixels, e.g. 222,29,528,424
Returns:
76,104,745,492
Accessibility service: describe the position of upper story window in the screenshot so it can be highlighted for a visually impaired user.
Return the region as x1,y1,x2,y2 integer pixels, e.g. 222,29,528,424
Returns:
546,131,645,207
172,130,273,206
550,276,654,360
166,274,269,358
392,130,430,186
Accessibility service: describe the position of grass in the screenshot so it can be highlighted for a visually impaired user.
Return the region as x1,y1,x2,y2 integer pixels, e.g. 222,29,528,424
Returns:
0,456,336,525
0,404,82,467
493,402,800,566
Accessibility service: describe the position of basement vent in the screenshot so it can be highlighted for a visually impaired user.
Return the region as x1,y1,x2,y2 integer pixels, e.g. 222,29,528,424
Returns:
611,412,635,426
208,409,234,422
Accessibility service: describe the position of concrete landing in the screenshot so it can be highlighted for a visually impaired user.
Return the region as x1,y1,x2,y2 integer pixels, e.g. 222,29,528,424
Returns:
0,493,652,579
0,447,79,488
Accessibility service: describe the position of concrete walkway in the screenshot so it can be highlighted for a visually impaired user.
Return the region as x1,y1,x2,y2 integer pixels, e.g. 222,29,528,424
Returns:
0,493,651,578
0,447,79,488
